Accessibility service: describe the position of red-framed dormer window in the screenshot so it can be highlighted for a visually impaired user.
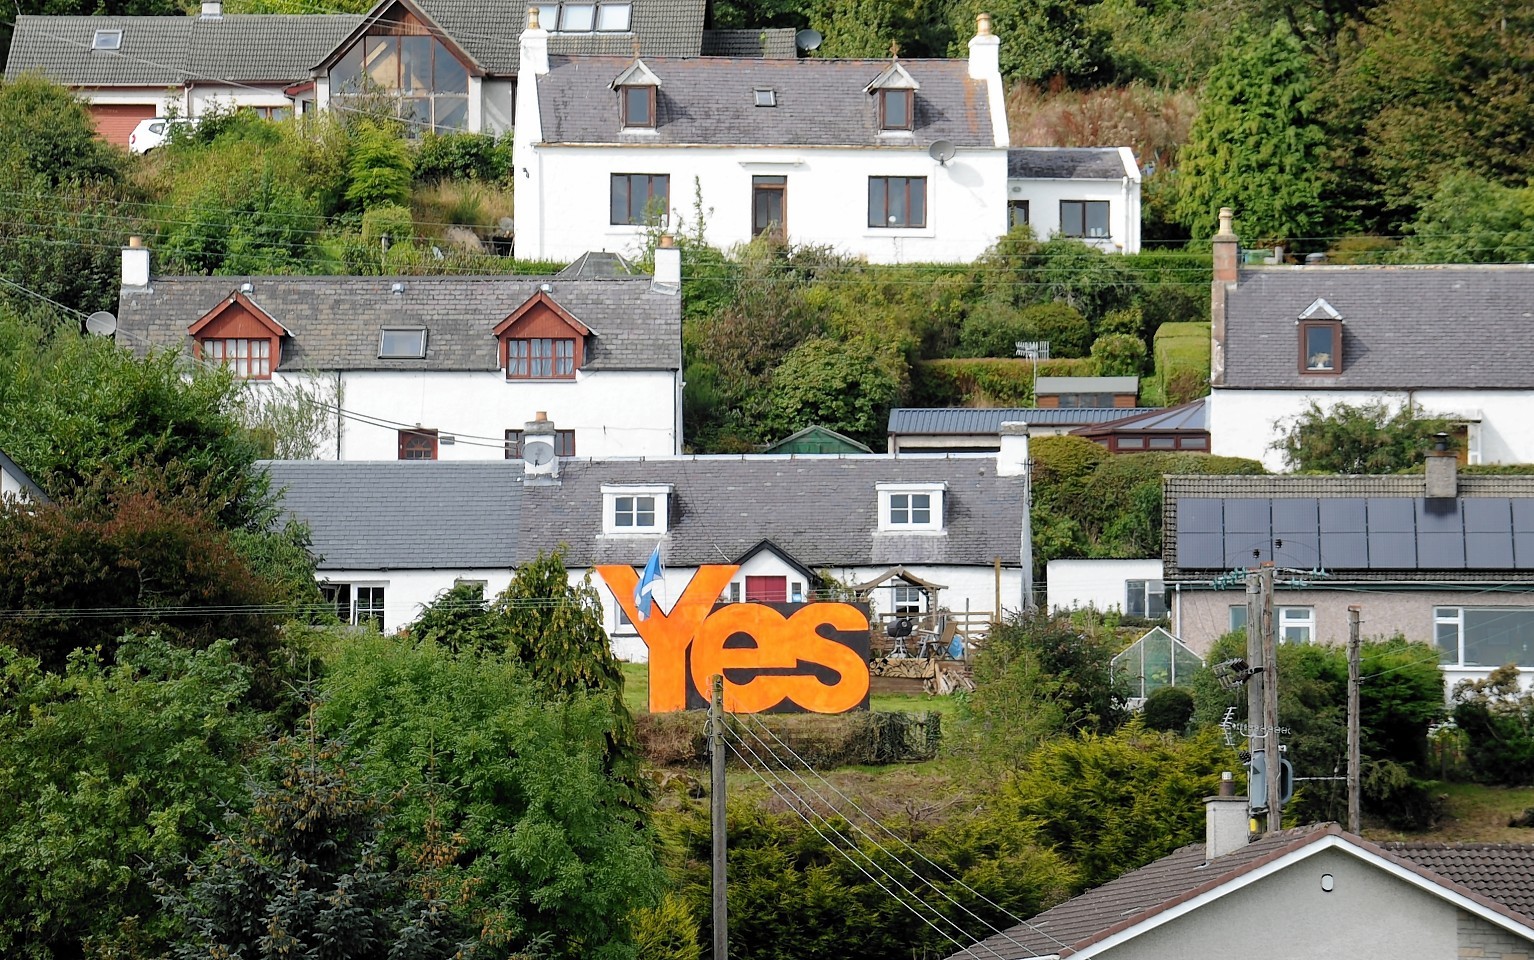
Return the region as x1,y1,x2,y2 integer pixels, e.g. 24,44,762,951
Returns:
188,289,287,380
493,290,590,381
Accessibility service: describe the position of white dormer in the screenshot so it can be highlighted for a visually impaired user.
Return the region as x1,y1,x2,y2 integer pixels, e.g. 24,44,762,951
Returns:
611,59,661,129
864,61,919,133
602,483,672,534
876,481,946,533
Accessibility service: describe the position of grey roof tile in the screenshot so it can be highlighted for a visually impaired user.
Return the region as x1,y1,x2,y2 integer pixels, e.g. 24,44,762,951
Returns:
1007,146,1131,179
536,55,994,146
117,274,682,372
262,460,524,569
1224,265,1534,390
888,407,1160,434
6,13,362,85
700,28,797,57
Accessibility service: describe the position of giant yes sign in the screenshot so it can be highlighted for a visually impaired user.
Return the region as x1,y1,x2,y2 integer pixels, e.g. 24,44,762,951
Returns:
596,564,871,714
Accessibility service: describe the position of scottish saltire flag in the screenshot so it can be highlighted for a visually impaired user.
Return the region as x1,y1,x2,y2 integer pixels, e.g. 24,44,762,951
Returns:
634,543,665,620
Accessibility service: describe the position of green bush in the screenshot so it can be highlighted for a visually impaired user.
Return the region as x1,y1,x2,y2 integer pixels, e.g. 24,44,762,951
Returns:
910,357,1097,406
414,131,513,183
360,203,415,244
346,121,413,210
1451,665,1534,785
1021,302,1093,357
956,300,1031,358
1142,686,1195,731
1090,332,1149,377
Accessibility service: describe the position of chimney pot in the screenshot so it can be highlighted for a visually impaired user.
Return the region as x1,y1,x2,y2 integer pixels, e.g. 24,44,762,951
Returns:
129,235,143,248
1212,205,1239,284
1218,207,1234,236
658,233,675,249
535,411,547,421
976,12,992,35
527,4,540,29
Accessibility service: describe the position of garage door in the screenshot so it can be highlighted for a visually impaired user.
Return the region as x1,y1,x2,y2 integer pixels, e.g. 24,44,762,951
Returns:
90,104,157,147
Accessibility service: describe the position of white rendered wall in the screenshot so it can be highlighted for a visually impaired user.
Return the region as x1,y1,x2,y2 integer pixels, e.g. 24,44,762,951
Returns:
1046,558,1163,612
1208,389,1531,471
482,79,515,136
187,84,295,115
316,567,514,635
1005,175,1141,254
78,86,180,115
322,369,679,460
516,144,1010,264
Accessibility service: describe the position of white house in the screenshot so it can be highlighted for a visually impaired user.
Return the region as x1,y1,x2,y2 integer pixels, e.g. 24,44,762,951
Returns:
1046,558,1166,618
0,449,48,503
1205,208,1534,470
512,12,1013,264
115,240,683,461
1006,147,1142,253
262,425,1033,659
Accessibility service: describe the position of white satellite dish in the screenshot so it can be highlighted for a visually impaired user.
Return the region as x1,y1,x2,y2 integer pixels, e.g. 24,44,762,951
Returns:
928,140,956,166
794,28,823,51
84,311,117,336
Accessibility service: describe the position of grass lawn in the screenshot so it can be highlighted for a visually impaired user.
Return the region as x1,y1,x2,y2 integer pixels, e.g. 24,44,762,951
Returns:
620,661,961,716
1367,782,1534,843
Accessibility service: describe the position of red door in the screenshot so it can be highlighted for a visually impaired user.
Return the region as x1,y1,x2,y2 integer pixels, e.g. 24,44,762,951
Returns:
91,103,156,147
745,576,787,603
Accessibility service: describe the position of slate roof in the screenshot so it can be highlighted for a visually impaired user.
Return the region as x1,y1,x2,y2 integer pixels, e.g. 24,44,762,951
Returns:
1072,398,1206,436
888,407,1161,435
1162,473,1534,582
519,456,1024,567
262,454,1024,571
1222,265,1534,390
396,0,708,76
1007,147,1132,180
700,27,798,58
5,13,363,85
263,460,523,569
117,274,682,373
556,251,640,279
535,55,995,147
953,824,1534,960
1034,376,1138,395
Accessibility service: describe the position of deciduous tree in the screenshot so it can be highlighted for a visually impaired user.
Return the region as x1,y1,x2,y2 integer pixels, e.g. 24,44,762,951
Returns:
1274,400,1455,473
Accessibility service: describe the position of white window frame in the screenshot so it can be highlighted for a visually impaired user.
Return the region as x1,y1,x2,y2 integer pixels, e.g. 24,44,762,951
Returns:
1279,606,1314,644
1125,579,1167,618
1435,606,1534,668
877,481,945,533
892,584,923,614
379,327,428,359
321,581,388,629
726,582,743,603
92,29,123,51
601,483,671,535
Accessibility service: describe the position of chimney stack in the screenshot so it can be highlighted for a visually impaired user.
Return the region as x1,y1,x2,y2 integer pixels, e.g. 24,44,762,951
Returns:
520,5,550,76
997,421,1029,477
1212,207,1239,283
121,235,150,289
652,234,681,295
1425,432,1458,499
968,13,1000,81
1209,207,1237,388
200,0,222,17
1205,772,1249,860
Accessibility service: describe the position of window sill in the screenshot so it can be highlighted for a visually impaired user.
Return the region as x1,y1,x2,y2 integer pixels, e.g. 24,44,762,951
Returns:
875,528,948,536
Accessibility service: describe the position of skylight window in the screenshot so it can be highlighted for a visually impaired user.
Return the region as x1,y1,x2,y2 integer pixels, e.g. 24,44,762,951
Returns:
378,328,428,359
754,88,776,107
92,29,123,51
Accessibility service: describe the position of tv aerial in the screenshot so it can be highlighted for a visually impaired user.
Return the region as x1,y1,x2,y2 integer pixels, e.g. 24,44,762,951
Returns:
928,139,956,166
794,28,822,52
84,311,117,337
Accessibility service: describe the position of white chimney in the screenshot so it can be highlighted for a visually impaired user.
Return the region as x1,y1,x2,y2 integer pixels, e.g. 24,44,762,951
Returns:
520,5,550,77
967,13,1000,81
121,236,150,288
1205,772,1250,860
652,233,681,295
200,0,222,18
997,421,1029,477
521,411,560,480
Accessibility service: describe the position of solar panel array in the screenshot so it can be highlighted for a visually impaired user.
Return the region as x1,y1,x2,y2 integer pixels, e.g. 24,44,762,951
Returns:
1174,497,1534,571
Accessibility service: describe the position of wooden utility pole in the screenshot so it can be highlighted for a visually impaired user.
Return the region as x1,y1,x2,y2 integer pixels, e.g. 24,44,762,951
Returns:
1347,605,1362,835
1260,563,1282,830
709,674,728,960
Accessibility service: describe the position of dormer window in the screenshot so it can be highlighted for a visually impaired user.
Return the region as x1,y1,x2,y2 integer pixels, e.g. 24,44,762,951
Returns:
379,328,427,359
493,290,590,381
621,85,655,127
1297,297,1343,374
537,1,631,32
188,290,287,381
879,89,912,130
602,483,671,534
92,29,123,51
877,482,946,533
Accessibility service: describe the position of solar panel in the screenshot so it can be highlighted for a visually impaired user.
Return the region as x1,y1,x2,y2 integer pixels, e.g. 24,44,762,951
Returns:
1368,498,1416,532
1177,498,1224,531
1512,499,1534,532
1462,499,1514,568
1272,498,1320,568
1319,498,1369,568
1224,498,1272,564
1319,498,1368,532
1367,531,1418,569
1178,533,1226,568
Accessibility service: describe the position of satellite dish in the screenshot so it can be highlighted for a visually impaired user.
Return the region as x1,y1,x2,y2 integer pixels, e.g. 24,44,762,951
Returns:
928,140,956,166
794,28,822,51
84,311,117,336
523,440,556,466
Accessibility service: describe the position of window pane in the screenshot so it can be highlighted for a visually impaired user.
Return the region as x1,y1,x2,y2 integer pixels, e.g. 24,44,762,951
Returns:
1009,200,1029,227
505,430,523,459
1086,201,1110,237
1435,619,1460,663
537,4,559,29
868,177,886,227
434,95,468,131
611,175,630,224
432,39,468,93
623,86,651,125
1126,580,1146,617
910,492,930,524
555,430,576,456
597,2,631,29
555,339,574,376
888,179,907,226
890,493,908,523
508,339,528,376
1147,581,1167,617
365,36,399,89
636,495,655,526
1118,437,1146,449
909,178,926,227
561,3,595,29
615,496,634,526
882,90,908,128
400,35,431,92
380,329,426,358
1229,605,1247,632
331,42,364,93
1462,609,1534,667
1305,325,1336,371
1062,201,1084,237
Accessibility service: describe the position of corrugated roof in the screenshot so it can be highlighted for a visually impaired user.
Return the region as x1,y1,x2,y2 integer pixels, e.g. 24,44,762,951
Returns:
700,28,798,57
1073,398,1206,436
536,55,994,147
263,454,1024,571
5,13,362,85
951,825,1534,960
263,460,524,569
1034,376,1138,394
117,274,681,373
888,407,1161,434
1007,147,1132,180
1223,265,1534,390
